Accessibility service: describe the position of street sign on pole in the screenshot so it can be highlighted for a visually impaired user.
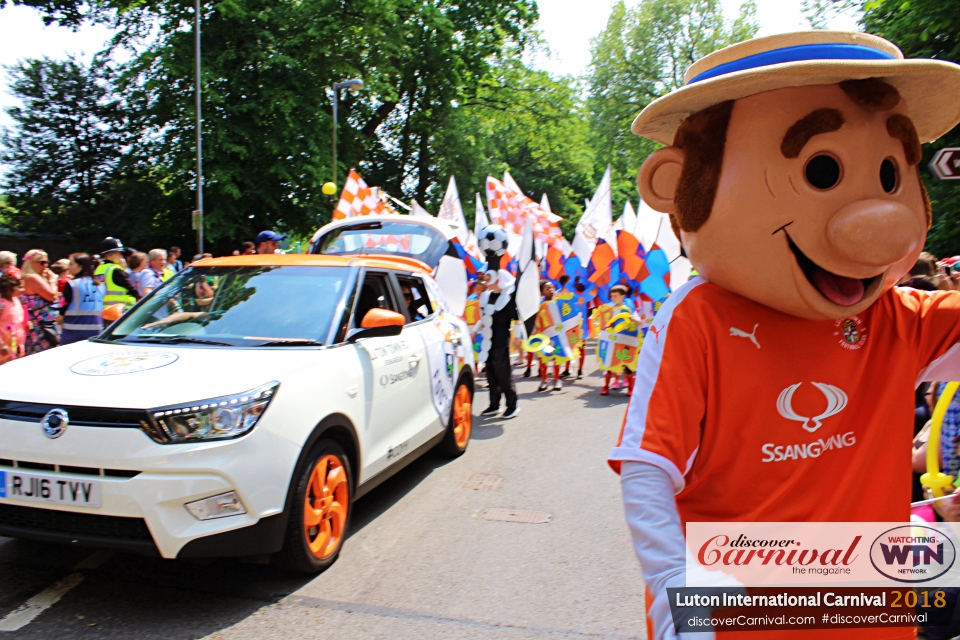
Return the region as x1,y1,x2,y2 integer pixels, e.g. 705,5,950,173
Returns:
192,210,203,231
930,148,960,180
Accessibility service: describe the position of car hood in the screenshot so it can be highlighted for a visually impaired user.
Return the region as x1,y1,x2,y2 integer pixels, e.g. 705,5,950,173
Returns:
0,340,322,409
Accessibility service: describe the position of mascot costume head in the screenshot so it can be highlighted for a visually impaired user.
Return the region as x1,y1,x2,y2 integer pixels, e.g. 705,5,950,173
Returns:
635,31,960,320
614,31,960,640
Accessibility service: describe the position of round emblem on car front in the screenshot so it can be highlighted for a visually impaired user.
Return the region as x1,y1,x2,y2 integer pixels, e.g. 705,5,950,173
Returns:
41,409,69,439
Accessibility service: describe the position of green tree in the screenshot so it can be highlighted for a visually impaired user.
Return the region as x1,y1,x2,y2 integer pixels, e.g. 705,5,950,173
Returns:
111,0,539,249
432,52,595,236
1,57,167,243
3,0,540,252
586,0,758,215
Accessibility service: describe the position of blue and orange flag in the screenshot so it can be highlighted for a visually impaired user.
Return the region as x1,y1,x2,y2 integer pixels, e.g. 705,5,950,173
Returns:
587,238,616,287
617,230,648,282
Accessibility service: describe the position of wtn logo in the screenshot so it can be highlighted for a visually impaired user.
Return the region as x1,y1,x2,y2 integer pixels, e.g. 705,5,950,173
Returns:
870,526,957,583
879,543,944,566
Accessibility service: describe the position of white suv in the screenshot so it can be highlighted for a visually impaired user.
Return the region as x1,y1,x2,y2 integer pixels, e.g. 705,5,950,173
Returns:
0,252,474,573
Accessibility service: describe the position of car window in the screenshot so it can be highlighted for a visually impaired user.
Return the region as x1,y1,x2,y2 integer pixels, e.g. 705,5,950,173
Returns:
396,275,433,324
351,272,400,329
312,220,450,268
101,266,348,346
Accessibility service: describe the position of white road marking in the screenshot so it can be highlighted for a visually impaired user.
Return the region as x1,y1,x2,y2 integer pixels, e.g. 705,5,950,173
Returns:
0,573,84,632
0,550,112,632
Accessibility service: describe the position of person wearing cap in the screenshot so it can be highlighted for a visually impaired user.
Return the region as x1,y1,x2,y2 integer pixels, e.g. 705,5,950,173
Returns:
606,31,960,640
256,230,285,254
93,237,138,311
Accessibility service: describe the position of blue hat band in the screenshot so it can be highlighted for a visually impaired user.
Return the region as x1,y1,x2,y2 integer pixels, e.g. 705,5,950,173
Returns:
688,43,896,85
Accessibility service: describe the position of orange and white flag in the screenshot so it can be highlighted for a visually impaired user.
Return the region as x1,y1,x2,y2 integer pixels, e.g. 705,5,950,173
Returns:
485,173,563,249
334,169,386,220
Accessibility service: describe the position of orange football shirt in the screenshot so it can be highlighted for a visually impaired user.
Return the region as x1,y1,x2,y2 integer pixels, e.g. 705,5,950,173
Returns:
611,279,960,640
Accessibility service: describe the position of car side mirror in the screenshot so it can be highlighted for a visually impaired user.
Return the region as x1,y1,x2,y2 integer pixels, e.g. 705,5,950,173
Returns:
347,308,405,342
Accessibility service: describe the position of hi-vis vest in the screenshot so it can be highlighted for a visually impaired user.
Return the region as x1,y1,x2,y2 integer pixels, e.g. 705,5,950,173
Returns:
94,262,136,310
63,277,105,334
162,267,174,282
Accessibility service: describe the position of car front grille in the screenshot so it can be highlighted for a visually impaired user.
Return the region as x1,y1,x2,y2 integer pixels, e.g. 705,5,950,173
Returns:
0,460,140,479
0,400,147,429
0,502,154,541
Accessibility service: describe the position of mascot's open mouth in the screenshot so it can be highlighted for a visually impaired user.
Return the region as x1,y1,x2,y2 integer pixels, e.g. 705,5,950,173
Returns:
785,233,880,306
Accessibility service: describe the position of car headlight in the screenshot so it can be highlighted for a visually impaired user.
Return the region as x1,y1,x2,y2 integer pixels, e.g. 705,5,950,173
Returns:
143,382,279,444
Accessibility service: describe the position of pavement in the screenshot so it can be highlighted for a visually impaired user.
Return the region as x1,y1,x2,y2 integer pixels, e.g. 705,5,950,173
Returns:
0,352,647,639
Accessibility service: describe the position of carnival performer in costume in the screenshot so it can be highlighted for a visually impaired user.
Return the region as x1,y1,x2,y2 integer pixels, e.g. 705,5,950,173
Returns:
464,281,484,363
597,284,640,396
476,224,539,419
532,280,583,392
609,31,960,640
562,279,589,379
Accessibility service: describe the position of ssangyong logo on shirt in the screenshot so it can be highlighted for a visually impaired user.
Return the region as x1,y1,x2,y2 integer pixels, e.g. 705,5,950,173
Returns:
761,382,853,463
776,382,848,433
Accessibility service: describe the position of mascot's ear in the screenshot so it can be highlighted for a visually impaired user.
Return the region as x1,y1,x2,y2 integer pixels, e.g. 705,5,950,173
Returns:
638,147,684,214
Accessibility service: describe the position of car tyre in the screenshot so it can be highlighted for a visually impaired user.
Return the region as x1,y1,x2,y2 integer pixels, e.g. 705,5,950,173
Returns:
438,376,473,457
274,439,352,573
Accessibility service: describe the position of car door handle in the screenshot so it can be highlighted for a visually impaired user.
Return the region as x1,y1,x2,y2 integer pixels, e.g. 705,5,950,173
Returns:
408,355,422,367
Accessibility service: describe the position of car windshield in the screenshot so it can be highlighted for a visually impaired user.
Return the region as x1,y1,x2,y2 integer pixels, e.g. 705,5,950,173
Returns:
101,266,349,347
313,220,449,267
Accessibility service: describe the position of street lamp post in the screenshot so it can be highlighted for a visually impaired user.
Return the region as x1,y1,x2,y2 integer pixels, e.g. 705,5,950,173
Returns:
193,0,204,255
331,79,364,190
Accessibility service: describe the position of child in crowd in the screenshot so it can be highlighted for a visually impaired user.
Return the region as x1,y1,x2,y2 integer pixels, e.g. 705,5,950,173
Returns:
0,274,28,364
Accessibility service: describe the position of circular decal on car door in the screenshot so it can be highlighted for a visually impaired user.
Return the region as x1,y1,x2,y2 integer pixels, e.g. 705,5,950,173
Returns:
70,351,179,376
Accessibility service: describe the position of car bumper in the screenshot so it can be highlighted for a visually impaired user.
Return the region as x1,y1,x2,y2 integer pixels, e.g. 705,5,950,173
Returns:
0,417,301,559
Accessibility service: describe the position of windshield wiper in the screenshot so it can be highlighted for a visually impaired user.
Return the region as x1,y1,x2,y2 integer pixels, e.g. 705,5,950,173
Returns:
253,338,324,347
124,335,234,346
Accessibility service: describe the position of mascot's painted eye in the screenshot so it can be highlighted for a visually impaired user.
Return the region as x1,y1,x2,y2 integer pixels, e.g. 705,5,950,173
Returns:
804,154,842,190
880,157,899,193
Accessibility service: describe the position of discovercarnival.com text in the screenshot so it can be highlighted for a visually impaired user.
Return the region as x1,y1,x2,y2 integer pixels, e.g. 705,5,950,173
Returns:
668,587,936,632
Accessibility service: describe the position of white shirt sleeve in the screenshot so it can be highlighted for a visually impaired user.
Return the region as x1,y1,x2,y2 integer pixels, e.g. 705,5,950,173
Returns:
621,461,716,640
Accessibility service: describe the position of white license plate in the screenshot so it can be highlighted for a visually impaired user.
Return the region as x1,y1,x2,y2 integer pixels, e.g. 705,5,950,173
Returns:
0,470,101,507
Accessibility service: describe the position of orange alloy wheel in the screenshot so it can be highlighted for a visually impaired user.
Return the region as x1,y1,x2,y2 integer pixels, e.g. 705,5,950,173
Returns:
303,454,349,560
453,384,472,449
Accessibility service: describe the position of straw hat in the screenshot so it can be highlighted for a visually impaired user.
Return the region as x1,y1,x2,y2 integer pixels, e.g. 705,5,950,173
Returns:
632,31,960,146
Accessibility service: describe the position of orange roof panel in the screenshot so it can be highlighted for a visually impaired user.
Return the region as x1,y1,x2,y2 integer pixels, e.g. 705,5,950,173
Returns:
195,253,432,274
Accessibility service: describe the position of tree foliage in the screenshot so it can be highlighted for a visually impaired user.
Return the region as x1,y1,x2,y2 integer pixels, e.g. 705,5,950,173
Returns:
2,0,542,252
433,52,595,236
1,57,170,242
586,0,758,214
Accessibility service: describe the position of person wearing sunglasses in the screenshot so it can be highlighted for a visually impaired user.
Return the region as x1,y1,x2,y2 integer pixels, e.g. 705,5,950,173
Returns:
20,249,61,354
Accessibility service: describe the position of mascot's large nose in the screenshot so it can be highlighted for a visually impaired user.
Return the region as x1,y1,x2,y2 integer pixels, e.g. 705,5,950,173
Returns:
826,199,921,267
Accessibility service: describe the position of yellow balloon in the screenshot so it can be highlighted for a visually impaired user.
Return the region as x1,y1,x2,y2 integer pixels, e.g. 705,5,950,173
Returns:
322,181,337,196
921,381,960,498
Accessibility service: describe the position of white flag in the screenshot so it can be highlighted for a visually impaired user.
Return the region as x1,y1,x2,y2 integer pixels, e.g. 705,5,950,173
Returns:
475,193,490,235
636,199,663,251
572,165,612,260
410,200,432,217
438,177,469,243
621,201,638,237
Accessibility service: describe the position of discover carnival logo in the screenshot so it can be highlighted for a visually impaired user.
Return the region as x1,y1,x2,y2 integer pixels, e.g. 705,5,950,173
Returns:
762,382,852,463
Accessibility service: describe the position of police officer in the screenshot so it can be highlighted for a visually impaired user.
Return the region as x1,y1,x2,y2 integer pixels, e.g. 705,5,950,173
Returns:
94,237,138,311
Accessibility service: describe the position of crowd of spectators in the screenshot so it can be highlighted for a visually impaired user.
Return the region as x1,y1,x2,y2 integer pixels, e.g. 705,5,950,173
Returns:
0,229,288,363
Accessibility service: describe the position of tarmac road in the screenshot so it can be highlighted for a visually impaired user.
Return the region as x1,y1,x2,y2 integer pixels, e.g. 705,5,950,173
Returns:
0,354,647,639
